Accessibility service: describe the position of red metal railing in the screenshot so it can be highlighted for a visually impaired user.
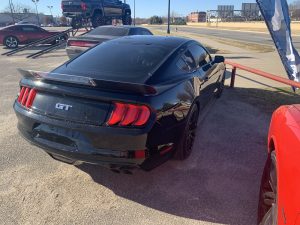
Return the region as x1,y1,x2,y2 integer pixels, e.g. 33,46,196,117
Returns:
225,60,300,89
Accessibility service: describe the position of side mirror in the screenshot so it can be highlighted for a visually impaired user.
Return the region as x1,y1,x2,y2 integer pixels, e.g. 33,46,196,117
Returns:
214,55,225,63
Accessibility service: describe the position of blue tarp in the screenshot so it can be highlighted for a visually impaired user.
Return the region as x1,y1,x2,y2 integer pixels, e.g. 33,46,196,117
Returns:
257,0,300,84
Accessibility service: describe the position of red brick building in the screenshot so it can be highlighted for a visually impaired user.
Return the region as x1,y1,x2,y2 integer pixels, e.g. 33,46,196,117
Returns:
187,11,207,23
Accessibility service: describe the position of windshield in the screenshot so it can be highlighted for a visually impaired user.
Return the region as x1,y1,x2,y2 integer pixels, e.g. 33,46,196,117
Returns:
63,41,173,83
88,27,129,36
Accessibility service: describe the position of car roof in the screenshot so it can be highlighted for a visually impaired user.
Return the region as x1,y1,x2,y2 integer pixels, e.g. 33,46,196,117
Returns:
92,25,149,30
6,24,39,28
107,35,191,49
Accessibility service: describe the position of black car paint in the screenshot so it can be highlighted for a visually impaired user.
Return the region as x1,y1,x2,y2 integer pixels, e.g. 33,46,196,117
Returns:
14,36,225,171
62,0,131,19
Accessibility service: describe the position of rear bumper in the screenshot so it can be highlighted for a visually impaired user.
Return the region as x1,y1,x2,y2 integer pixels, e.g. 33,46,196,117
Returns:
14,103,147,168
63,12,89,18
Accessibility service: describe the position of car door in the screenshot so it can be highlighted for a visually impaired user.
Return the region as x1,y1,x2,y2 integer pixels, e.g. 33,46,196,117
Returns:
20,25,45,43
103,0,122,16
189,44,220,99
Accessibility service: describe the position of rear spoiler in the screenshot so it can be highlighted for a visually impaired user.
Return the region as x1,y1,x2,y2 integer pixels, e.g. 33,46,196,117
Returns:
18,69,157,96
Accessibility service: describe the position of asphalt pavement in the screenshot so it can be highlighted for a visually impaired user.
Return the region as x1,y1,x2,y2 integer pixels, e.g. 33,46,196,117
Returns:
148,25,300,50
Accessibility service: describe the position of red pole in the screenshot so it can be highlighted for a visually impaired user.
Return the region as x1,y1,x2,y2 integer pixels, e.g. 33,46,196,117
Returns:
225,61,300,89
230,67,236,88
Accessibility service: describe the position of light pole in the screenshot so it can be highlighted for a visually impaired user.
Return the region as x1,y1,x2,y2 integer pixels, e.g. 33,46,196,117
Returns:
134,0,136,26
32,0,40,25
47,6,53,24
167,0,171,34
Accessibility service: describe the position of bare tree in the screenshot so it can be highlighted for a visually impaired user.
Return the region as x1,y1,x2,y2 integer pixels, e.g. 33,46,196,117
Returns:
2,3,35,22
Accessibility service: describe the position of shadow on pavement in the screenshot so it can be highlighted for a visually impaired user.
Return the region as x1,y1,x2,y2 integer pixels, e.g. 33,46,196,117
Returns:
77,87,300,225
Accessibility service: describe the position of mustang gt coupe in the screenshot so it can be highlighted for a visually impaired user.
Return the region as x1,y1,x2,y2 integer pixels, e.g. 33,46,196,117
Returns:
258,105,300,225
14,36,225,171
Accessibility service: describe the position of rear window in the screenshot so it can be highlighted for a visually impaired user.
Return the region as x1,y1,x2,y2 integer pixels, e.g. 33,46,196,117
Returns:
88,27,129,36
65,41,173,83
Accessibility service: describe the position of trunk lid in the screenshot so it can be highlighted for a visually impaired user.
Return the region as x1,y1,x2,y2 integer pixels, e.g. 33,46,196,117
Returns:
32,91,111,126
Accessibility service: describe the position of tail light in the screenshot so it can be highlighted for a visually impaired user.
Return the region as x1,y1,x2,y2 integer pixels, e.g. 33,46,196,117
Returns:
17,86,37,109
81,2,87,11
67,40,97,48
107,102,151,127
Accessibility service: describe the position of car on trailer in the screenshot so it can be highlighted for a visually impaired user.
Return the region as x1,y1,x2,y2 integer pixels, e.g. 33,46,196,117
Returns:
0,24,68,49
13,36,225,172
66,25,153,59
258,105,300,225
62,0,132,29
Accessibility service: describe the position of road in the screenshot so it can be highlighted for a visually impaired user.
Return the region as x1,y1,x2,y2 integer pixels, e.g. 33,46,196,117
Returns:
149,25,300,50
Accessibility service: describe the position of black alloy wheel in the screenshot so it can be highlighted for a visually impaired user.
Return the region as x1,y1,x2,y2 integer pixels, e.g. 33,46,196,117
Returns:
92,13,105,28
174,104,199,160
258,151,278,225
122,13,132,25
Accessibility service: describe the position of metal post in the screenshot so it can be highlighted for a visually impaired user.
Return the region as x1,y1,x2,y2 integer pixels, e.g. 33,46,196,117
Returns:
32,0,40,26
134,0,136,26
167,0,171,34
230,67,237,88
48,6,53,24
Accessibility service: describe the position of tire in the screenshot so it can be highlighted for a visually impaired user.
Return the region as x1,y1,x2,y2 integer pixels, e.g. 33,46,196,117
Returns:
215,74,225,98
174,104,199,160
4,36,19,49
122,13,132,25
258,151,278,225
92,13,105,28
71,17,83,29
52,35,68,45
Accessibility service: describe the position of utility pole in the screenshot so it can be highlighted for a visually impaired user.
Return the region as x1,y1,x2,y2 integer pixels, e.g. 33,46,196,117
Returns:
32,0,40,26
47,6,53,23
167,0,171,34
134,0,136,26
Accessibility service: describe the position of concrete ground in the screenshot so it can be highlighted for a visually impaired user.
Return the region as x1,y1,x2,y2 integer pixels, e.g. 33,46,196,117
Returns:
0,28,300,225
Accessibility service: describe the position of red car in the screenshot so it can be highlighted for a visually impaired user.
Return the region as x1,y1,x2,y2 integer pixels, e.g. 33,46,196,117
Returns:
258,105,300,225
0,24,67,49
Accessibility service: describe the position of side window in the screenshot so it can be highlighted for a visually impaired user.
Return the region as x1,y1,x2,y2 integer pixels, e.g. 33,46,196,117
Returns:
189,44,210,68
141,29,152,35
176,57,190,72
182,50,196,72
129,29,139,35
21,26,39,32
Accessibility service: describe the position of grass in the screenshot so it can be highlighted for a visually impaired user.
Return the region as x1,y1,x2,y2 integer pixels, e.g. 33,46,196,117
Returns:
150,29,229,54
229,86,300,114
149,27,274,53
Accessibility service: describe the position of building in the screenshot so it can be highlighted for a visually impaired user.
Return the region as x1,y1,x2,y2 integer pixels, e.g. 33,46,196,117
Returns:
0,13,53,27
242,3,260,20
187,11,207,23
217,5,234,19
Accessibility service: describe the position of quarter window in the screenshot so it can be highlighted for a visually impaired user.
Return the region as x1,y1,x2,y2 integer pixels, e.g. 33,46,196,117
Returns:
189,44,211,68
176,57,190,72
182,50,196,72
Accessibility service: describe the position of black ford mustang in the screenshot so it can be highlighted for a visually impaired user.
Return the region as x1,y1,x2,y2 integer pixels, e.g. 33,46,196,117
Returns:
14,36,225,171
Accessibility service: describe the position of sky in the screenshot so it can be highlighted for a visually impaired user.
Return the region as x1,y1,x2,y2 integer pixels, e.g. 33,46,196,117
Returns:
0,0,295,18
